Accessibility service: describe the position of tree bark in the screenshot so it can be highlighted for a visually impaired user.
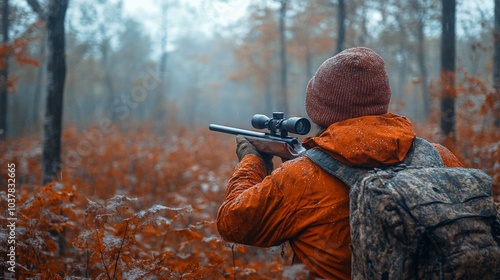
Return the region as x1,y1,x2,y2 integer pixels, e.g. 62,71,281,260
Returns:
26,0,69,257
42,0,69,184
440,0,456,141
0,0,9,140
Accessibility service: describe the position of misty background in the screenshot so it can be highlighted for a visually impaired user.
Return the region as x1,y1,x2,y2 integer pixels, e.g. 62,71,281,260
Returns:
4,0,495,136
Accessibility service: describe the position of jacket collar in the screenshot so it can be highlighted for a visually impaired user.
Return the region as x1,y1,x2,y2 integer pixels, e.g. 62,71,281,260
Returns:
302,113,416,168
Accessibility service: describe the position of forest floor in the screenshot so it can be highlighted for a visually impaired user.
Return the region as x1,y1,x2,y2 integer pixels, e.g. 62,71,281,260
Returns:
0,123,498,279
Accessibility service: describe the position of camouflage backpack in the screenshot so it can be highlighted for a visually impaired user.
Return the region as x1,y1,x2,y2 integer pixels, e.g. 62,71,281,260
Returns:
305,137,500,280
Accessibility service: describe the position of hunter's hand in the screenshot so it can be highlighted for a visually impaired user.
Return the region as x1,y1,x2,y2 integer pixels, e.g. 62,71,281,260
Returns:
236,135,259,161
235,136,274,174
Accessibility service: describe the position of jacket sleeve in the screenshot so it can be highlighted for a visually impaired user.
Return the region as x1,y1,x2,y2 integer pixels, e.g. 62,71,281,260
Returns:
216,154,292,247
431,143,464,168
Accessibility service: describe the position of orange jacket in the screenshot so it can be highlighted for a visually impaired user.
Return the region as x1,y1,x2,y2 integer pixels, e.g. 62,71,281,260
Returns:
216,113,463,279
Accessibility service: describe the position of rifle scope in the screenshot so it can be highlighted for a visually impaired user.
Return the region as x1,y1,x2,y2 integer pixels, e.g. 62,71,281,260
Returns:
251,112,311,137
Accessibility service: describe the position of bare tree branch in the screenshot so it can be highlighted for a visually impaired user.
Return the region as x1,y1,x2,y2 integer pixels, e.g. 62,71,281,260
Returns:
26,0,47,20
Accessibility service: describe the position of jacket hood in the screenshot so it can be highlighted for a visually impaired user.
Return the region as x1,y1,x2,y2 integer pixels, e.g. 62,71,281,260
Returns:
302,113,416,168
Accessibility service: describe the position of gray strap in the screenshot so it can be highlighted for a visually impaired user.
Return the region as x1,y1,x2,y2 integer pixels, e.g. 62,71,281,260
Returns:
403,137,444,167
304,137,444,187
305,148,369,187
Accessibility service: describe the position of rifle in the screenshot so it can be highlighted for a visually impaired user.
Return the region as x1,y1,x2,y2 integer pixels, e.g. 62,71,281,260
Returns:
209,112,311,160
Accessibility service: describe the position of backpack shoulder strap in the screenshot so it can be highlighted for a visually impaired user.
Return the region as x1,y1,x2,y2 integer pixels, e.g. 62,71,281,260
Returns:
304,137,445,186
304,148,368,187
402,137,444,167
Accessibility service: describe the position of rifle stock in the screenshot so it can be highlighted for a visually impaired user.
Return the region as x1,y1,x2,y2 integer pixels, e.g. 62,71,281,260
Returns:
208,124,306,159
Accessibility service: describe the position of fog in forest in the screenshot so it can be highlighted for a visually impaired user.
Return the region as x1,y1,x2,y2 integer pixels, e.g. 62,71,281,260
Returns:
4,0,496,136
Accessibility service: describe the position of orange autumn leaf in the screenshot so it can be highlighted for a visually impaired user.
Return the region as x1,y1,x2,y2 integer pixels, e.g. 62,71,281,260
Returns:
173,228,204,241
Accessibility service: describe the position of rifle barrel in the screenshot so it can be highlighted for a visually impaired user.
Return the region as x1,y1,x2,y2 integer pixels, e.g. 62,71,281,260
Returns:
209,124,266,138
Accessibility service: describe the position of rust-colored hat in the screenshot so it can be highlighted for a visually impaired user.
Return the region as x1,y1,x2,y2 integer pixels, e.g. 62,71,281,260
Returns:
305,47,391,126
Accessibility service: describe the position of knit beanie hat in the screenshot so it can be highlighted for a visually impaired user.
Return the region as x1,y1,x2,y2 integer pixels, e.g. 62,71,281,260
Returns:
305,47,392,127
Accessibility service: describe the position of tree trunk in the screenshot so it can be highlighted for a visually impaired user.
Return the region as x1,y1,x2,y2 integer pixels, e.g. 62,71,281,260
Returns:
306,50,313,78
42,0,69,184
358,5,368,45
440,0,456,142
417,16,430,120
33,29,47,133
336,0,345,54
278,0,288,113
101,38,118,121
396,12,407,105
494,0,500,127
157,0,168,120
0,0,9,140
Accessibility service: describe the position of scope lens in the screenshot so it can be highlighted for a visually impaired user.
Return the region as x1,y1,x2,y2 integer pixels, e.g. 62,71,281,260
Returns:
295,120,308,134
295,118,311,135
284,117,311,135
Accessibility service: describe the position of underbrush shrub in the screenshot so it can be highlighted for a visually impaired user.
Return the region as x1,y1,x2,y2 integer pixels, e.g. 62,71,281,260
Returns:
0,125,299,279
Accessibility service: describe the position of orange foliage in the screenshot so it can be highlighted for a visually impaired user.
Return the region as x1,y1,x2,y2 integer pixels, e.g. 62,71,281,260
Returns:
0,125,305,279
439,71,457,99
0,44,7,65
0,38,40,69
1,93,497,278
1,37,40,93
415,72,500,201
10,38,41,67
